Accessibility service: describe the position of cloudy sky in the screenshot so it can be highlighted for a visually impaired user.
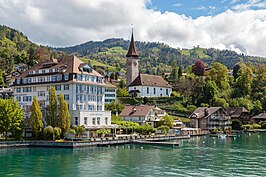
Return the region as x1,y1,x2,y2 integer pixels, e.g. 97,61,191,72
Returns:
0,0,266,57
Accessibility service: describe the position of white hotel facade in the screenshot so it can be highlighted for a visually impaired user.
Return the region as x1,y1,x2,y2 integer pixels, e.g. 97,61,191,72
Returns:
12,55,116,138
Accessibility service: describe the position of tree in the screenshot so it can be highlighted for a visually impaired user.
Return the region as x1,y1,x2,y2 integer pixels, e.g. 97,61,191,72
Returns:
178,67,182,79
29,96,43,139
234,64,253,97
44,125,54,140
58,93,70,136
233,63,241,81
170,61,178,80
117,87,128,97
203,80,217,105
157,125,170,134
192,60,205,76
0,99,24,139
159,114,174,128
105,101,125,115
72,125,86,138
0,69,5,87
119,78,126,88
46,87,58,127
53,127,62,140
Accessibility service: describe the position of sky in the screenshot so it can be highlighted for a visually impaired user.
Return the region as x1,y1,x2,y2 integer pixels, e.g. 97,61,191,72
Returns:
0,0,266,57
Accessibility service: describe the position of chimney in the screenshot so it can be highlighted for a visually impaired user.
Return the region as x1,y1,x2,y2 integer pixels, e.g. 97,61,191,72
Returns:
204,108,209,117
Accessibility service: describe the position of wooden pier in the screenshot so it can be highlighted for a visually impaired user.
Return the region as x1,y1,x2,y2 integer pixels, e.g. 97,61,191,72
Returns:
133,140,179,147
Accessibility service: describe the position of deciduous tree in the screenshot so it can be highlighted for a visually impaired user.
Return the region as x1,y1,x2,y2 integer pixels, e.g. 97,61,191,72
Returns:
29,96,43,139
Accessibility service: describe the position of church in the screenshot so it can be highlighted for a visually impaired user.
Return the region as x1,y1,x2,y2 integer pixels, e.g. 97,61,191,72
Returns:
126,31,172,97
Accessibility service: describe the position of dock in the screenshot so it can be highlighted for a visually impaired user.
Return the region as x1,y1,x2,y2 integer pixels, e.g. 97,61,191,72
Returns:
133,140,179,147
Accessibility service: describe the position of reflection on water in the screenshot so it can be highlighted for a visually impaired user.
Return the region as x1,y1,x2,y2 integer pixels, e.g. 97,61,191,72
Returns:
1,133,266,177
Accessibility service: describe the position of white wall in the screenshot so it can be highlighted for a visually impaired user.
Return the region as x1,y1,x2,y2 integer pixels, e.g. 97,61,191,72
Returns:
128,86,172,97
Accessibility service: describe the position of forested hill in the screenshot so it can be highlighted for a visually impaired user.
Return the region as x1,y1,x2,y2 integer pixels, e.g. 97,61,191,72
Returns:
0,25,65,86
56,38,266,73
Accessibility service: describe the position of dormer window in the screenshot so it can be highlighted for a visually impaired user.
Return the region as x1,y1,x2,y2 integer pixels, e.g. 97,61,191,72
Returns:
42,70,46,74
49,69,53,73
16,79,21,84
64,74,69,81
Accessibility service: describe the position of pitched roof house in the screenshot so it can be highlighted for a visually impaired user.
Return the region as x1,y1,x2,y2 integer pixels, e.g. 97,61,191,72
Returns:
119,105,166,127
226,107,251,124
251,112,266,123
189,107,231,130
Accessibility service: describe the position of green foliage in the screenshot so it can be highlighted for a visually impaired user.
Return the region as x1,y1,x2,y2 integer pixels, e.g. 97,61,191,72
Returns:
105,101,125,115
96,129,111,137
241,124,261,130
230,97,254,111
29,96,43,139
53,127,62,140
117,87,128,97
45,87,58,127
71,125,86,137
159,114,174,128
234,64,253,97
44,126,54,140
231,119,243,130
58,93,70,135
157,125,170,134
0,98,24,140
119,78,126,88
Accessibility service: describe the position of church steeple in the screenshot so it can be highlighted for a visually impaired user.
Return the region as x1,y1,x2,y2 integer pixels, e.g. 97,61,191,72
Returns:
126,29,139,87
126,30,138,57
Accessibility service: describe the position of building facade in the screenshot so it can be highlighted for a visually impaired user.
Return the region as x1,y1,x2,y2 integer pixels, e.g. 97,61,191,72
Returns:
226,107,251,124
104,83,117,104
119,105,166,127
189,107,231,131
12,55,113,138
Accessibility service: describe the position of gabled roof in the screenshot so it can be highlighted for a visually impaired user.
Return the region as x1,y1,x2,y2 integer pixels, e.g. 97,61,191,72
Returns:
126,31,138,58
190,107,227,119
128,74,172,88
16,55,102,79
120,105,154,117
226,107,249,118
252,112,266,119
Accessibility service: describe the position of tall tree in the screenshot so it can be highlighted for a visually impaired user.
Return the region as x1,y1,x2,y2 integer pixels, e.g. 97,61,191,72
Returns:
192,60,205,76
0,99,24,139
29,96,43,139
58,93,70,135
234,64,253,97
233,63,241,81
170,61,178,80
46,87,58,127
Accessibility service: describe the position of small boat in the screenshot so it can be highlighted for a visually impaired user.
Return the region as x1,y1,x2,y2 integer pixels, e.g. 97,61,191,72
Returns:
218,134,226,139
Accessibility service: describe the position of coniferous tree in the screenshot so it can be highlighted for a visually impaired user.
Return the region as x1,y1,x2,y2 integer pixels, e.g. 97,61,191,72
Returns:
29,96,43,139
46,87,58,127
58,93,70,136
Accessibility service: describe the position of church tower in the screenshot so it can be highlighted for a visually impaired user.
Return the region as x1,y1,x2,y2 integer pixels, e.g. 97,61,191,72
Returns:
126,30,139,87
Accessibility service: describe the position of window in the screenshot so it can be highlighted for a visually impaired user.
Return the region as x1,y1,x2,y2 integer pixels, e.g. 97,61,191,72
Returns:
64,74,69,81
92,118,96,125
75,117,78,125
16,79,20,84
55,85,61,91
16,88,21,93
147,87,149,94
64,84,69,90
38,91,45,97
57,75,62,81
97,117,100,125
166,89,168,95
42,70,46,74
84,117,87,125
64,94,69,100
105,117,108,125
154,88,156,94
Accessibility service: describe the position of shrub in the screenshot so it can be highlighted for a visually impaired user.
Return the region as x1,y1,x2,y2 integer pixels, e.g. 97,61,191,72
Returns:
53,127,62,140
44,126,54,140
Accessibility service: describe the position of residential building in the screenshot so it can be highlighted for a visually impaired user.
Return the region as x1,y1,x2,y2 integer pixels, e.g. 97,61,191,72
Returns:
0,88,13,99
251,112,266,123
104,82,117,104
226,107,251,124
11,55,114,138
189,107,231,131
125,31,172,97
119,105,166,127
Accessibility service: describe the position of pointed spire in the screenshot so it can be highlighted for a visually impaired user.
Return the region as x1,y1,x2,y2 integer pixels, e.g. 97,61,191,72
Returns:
126,29,138,57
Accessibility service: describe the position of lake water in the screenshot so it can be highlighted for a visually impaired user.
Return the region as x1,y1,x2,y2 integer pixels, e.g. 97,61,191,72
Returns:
1,133,266,177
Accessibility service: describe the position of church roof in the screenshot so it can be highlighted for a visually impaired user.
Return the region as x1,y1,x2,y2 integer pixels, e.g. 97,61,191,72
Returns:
128,74,172,88
126,31,138,57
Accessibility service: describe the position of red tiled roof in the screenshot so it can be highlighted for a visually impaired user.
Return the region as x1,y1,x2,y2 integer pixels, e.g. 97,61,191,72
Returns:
128,74,172,88
120,105,154,117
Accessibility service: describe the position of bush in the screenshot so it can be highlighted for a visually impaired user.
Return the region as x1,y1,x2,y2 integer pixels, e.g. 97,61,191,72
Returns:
231,119,243,130
54,127,62,140
44,126,54,140
157,125,170,134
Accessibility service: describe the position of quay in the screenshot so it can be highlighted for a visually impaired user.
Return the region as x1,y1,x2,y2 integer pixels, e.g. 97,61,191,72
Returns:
0,135,190,149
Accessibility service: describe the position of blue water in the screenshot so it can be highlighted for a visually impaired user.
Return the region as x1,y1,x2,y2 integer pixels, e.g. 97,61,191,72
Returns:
1,133,266,177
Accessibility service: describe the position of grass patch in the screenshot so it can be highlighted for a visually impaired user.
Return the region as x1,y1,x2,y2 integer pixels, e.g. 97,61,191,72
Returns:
80,57,117,72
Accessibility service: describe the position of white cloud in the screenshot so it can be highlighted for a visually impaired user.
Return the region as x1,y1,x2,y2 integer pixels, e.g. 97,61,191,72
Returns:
173,3,182,7
0,0,266,57
232,0,266,11
192,6,207,11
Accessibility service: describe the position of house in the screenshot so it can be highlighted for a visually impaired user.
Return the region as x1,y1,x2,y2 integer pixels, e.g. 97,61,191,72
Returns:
119,105,166,127
226,107,251,124
189,107,231,131
251,112,266,124
125,31,172,97
0,88,13,99
11,55,116,138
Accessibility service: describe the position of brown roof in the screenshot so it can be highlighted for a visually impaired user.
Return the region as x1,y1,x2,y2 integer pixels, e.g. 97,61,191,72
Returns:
126,31,138,58
16,55,103,79
190,107,227,119
226,107,249,118
252,112,266,119
120,105,154,117
128,74,172,88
